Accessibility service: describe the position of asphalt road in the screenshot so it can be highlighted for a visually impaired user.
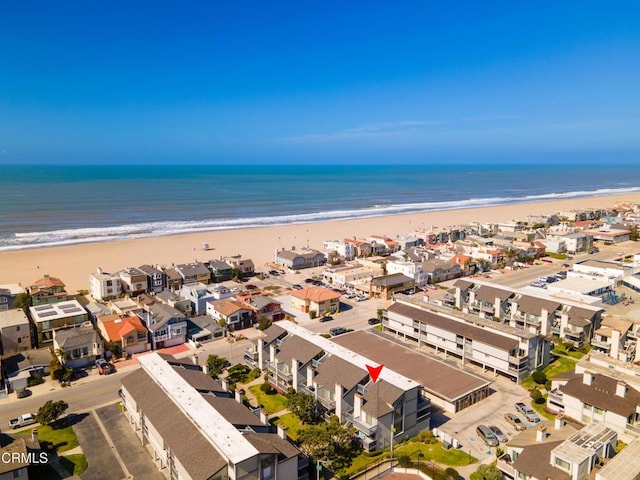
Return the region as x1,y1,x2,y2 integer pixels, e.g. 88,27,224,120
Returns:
1,370,124,429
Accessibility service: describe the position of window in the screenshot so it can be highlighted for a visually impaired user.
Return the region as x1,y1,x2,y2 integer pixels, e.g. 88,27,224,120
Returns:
82,347,89,356
13,468,25,478
261,457,275,480
16,325,20,331
555,458,570,471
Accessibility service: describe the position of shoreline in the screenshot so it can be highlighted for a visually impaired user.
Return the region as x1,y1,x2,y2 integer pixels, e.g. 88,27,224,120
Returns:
2,192,639,292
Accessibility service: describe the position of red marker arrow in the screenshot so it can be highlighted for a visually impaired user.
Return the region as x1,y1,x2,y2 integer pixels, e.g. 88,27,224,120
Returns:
366,364,384,383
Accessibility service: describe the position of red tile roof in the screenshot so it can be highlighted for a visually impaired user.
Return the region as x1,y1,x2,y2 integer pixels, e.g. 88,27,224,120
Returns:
100,314,147,342
291,287,341,303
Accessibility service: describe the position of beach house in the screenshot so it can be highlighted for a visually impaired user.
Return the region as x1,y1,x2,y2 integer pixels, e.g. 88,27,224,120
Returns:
89,268,123,301
274,248,326,270
118,267,149,296
29,299,89,345
0,309,32,355
206,299,255,331
290,286,341,315
97,313,150,355
0,284,24,311
138,264,166,293
174,262,211,284
28,274,68,306
222,254,256,277
206,260,234,283
140,304,187,349
53,324,103,368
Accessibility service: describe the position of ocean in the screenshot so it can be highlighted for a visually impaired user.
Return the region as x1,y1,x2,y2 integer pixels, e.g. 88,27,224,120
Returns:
1,163,640,251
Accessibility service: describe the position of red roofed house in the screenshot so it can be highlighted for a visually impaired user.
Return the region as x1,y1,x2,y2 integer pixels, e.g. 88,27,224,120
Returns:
29,274,68,306
97,314,150,355
290,287,341,315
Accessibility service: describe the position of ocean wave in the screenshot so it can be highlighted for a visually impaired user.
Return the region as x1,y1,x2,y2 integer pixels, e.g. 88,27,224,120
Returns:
2,185,640,251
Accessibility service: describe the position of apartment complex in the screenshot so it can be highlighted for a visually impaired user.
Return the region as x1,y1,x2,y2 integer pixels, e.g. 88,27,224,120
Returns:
250,323,429,451
384,298,551,382
121,353,307,480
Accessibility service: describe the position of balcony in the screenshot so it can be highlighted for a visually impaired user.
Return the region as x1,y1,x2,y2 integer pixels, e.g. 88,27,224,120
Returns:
497,456,515,478
344,412,378,436
548,389,564,407
590,339,611,351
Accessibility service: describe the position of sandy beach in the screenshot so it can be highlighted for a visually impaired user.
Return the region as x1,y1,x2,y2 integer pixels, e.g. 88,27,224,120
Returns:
2,193,639,292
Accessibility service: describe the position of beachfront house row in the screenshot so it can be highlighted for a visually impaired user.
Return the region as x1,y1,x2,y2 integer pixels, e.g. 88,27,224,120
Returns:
118,267,149,296
138,264,166,293
547,370,640,440
583,227,632,244
0,309,33,355
384,298,551,382
89,269,123,301
290,287,341,316
253,323,430,452
323,240,356,261
97,313,150,355
344,238,373,257
321,261,385,290
163,267,183,290
207,260,234,283
120,353,307,480
274,248,327,270
0,284,24,311
173,262,211,284
370,273,415,300
29,299,89,345
223,255,256,277
53,324,103,368
139,304,187,349
180,282,233,315
367,235,401,254
206,299,255,331
28,274,68,306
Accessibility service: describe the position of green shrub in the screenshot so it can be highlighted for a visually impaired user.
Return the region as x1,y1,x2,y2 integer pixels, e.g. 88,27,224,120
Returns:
535,396,546,405
309,310,317,319
398,455,412,468
259,382,274,394
445,467,459,480
530,388,542,402
531,371,547,385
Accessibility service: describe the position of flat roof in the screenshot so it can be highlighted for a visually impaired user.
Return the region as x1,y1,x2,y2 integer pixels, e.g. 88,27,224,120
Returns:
333,331,491,401
552,423,617,463
0,309,29,328
388,302,519,351
138,353,259,464
551,278,619,295
29,299,86,323
596,438,640,480
276,322,416,391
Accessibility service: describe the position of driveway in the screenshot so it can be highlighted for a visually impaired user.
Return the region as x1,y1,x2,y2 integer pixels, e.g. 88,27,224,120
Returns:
73,412,125,480
95,404,165,480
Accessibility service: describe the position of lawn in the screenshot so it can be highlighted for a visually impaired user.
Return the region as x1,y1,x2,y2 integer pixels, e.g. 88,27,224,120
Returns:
17,418,79,453
552,344,590,360
344,440,477,476
272,413,304,441
59,454,88,476
521,356,577,390
531,396,556,421
248,385,289,414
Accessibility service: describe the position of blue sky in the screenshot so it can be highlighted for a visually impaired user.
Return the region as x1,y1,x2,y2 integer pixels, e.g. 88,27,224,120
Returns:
1,1,639,164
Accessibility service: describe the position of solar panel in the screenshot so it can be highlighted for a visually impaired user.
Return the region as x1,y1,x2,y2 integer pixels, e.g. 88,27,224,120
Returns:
38,311,57,317
34,305,52,311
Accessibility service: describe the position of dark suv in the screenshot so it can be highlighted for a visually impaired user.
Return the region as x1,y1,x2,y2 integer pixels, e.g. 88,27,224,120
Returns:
319,316,333,323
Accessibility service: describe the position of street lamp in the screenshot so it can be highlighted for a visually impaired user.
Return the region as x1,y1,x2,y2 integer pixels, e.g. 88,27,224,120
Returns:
316,459,332,480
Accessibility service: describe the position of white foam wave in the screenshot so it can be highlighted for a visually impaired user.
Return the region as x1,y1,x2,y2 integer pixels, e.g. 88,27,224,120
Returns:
3,186,640,251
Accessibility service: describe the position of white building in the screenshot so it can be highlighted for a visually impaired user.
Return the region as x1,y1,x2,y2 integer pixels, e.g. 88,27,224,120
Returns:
89,268,122,301
322,240,356,261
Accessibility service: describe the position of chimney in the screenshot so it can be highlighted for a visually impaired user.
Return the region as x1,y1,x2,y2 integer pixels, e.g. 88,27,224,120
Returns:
260,409,269,425
616,381,627,398
269,344,276,364
44,274,50,280
31,429,38,443
555,417,565,430
192,353,199,366
583,371,594,386
335,383,344,421
536,425,548,442
354,393,363,418
235,388,243,404
291,358,299,390
257,339,264,370
306,366,315,387
220,378,228,391
97,267,103,274
277,424,288,440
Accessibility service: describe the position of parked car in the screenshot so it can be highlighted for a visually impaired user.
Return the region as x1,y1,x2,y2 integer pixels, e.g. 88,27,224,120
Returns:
368,317,381,325
515,402,540,423
269,270,280,276
292,284,303,290
489,425,508,443
319,316,333,323
96,358,113,375
476,425,499,447
356,294,369,302
504,413,526,431
8,413,37,430
304,278,314,283
245,284,258,290
329,327,347,336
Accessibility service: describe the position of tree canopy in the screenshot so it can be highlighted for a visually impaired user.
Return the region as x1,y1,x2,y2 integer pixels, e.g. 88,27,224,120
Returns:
296,416,361,470
36,400,69,426
469,464,504,480
206,354,230,379
285,390,317,424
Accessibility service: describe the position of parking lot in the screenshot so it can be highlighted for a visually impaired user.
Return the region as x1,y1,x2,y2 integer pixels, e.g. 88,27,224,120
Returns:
433,375,537,462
